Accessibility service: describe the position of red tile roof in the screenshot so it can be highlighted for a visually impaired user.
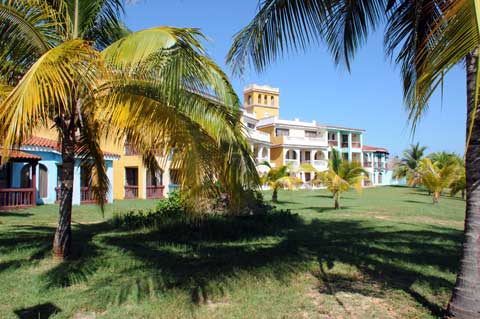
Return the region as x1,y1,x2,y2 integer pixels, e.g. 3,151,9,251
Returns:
1,150,42,161
363,145,389,153
23,136,119,157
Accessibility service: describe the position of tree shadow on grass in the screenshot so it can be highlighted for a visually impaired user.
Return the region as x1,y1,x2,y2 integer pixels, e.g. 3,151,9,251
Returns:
6,212,461,318
0,211,34,217
14,303,61,319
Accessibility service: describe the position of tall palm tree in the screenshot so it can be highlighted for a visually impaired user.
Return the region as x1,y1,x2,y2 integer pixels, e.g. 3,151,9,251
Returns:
417,158,457,204
0,0,257,258
227,1,480,317
314,149,367,209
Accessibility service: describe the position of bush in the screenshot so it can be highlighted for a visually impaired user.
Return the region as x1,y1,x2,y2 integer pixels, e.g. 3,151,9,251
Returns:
111,191,301,240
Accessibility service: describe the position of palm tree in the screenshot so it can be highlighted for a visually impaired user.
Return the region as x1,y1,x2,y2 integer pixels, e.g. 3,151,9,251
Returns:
0,0,257,258
416,158,457,204
393,143,427,186
314,149,367,209
227,1,480,317
450,166,466,200
260,163,301,202
429,151,463,169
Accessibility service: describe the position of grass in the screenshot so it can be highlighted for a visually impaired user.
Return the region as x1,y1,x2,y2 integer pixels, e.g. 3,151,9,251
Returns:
0,186,465,319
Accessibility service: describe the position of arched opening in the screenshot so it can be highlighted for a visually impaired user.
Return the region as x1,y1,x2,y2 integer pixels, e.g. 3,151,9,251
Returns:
261,148,268,160
247,95,252,105
378,173,383,184
314,152,325,160
257,94,262,104
285,150,297,160
20,164,31,188
270,96,275,106
264,95,268,104
39,164,48,198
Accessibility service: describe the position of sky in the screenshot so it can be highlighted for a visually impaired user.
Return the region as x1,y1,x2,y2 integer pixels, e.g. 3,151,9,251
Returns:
124,0,466,157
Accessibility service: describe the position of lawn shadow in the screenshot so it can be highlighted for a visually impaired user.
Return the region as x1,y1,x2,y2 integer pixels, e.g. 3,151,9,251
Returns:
8,211,460,318
303,206,350,213
0,211,34,217
14,302,61,319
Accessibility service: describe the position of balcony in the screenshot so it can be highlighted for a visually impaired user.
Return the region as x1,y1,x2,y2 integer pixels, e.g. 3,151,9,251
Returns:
285,159,299,168
124,185,139,199
328,140,338,147
313,160,328,168
363,161,372,168
352,141,361,148
0,188,35,210
374,163,385,169
147,185,165,199
124,143,139,156
55,186,98,204
281,136,327,147
246,128,271,143
341,142,349,148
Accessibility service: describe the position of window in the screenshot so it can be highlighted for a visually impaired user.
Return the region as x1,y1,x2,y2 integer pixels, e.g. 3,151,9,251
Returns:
305,130,317,137
247,95,252,105
257,95,262,104
329,132,336,140
147,168,163,186
270,96,275,106
305,172,311,182
264,95,268,104
125,167,138,186
39,164,48,198
0,164,11,188
247,123,255,129
20,165,31,188
276,128,290,136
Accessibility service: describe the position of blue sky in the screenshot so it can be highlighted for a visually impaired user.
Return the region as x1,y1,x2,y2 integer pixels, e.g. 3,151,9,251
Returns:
125,0,465,157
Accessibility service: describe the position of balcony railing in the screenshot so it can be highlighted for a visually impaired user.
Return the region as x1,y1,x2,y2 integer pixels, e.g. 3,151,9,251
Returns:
341,142,349,148
352,141,361,148
255,157,270,164
124,143,139,156
282,136,327,147
285,159,299,167
124,185,139,199
55,186,99,204
375,163,385,169
246,128,271,143
313,160,328,167
328,140,338,147
363,161,372,168
80,187,96,204
0,188,35,210
146,185,165,199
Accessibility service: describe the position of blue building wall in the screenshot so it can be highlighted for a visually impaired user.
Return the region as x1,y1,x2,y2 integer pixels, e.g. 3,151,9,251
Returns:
11,150,115,205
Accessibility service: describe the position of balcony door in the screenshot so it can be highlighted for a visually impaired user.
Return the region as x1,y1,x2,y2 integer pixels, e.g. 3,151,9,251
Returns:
125,167,139,199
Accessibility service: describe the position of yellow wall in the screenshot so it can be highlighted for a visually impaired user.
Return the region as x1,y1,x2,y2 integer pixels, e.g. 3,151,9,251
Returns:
244,87,280,120
270,147,284,168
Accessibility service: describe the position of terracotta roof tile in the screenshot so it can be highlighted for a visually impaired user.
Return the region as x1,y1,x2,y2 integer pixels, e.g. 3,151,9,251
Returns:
23,136,119,157
2,150,42,161
362,145,389,153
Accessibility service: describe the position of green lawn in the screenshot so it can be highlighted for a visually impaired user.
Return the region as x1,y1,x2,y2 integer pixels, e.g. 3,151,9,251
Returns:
0,187,465,319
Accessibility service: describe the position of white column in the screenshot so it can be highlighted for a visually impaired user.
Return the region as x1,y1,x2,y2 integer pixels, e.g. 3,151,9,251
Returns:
295,149,300,166
348,133,352,161
336,131,341,149
257,146,264,162
142,167,147,199
72,160,81,205
267,147,271,162
106,161,114,203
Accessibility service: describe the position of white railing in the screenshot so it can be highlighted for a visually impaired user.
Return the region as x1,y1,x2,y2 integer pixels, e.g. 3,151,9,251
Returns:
282,136,327,147
246,128,271,143
313,160,328,168
255,157,270,164
285,159,299,168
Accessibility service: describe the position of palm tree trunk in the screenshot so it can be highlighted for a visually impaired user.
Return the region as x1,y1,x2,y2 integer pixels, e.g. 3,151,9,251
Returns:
433,192,439,204
447,49,480,319
53,112,76,259
334,192,340,209
272,188,278,202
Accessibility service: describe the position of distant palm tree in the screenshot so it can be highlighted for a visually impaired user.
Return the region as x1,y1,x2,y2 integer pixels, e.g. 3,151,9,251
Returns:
417,158,457,204
393,143,427,186
227,1,480,316
261,163,301,202
314,149,366,209
0,0,257,258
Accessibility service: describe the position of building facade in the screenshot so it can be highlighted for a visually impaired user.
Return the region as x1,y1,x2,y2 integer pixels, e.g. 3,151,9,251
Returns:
242,84,393,186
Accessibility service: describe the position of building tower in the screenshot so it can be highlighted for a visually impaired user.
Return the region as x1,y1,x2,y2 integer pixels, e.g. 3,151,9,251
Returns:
243,84,280,120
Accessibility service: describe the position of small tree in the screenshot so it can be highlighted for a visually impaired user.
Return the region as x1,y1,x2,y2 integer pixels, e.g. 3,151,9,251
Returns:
450,166,466,200
314,149,367,209
417,158,457,204
260,163,301,202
